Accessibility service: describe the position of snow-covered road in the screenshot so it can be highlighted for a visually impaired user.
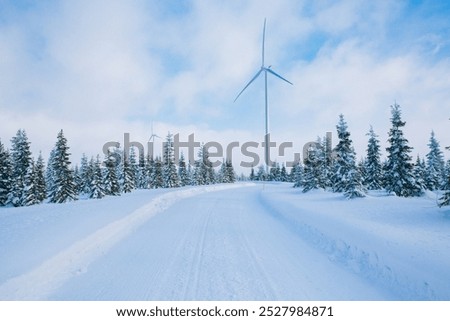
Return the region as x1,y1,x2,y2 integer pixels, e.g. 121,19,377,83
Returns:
1,183,448,300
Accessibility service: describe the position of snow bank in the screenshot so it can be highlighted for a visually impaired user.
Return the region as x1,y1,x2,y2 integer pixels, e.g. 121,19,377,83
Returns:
259,184,450,300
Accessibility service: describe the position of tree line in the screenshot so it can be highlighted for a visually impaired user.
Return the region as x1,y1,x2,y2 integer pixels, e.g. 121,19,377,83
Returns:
277,103,449,206
0,131,236,207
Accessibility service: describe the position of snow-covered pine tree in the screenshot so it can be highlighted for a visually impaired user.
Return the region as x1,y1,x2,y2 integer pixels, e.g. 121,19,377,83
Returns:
249,167,255,181
48,130,77,203
300,142,321,192
122,153,136,193
128,147,138,188
162,133,180,188
438,161,450,207
152,156,164,188
136,152,147,189
9,129,33,207
178,152,189,186
194,144,215,185
45,148,56,199
144,154,154,188
220,159,236,183
364,126,383,190
413,155,427,192
331,115,365,198
24,159,40,206
255,165,266,181
104,151,121,196
35,153,46,202
78,154,92,194
0,140,12,206
269,162,281,181
291,160,304,187
384,103,421,197
442,160,450,191
425,131,445,191
89,156,105,199
280,163,288,182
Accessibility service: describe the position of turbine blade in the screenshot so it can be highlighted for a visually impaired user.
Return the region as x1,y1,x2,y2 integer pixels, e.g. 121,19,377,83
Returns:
265,68,293,85
262,18,266,67
234,69,263,102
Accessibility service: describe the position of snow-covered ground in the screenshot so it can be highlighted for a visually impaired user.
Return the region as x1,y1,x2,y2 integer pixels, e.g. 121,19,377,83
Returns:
0,183,449,300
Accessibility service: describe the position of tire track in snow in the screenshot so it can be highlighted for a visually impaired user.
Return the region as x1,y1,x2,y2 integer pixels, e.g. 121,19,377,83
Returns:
0,184,252,300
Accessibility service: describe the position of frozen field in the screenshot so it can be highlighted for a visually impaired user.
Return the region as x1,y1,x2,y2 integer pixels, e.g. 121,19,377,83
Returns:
0,183,449,300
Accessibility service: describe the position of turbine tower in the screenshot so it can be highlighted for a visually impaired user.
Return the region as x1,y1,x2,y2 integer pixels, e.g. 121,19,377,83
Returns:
148,121,161,158
234,18,293,172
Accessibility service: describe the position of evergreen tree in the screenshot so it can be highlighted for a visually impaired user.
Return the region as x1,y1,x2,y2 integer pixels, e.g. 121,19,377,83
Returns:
384,103,421,197
425,131,445,190
136,152,147,189
364,126,383,190
439,160,450,207
413,155,427,192
249,167,256,181
220,159,235,183
291,160,304,187
89,156,105,199
144,154,154,188
104,151,121,196
255,165,266,181
331,115,364,198
35,153,46,202
122,154,135,193
79,154,92,194
194,144,215,185
300,142,321,192
9,129,33,206
280,163,288,182
152,156,164,188
178,153,189,186
0,140,12,206
128,147,138,188
48,130,77,203
24,159,40,206
162,133,180,188
45,148,56,199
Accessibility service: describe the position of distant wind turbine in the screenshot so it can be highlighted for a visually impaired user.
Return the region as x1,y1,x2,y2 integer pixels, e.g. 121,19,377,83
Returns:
148,121,161,157
234,18,293,172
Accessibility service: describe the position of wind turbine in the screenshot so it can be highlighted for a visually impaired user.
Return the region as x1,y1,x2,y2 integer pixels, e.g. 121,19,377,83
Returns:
234,18,293,172
148,121,161,158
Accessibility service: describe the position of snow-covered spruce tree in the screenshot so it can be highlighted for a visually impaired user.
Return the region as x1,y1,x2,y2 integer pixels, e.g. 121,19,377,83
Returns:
45,148,56,199
144,154,154,188
364,126,383,190
249,167,256,181
104,151,121,196
78,154,92,194
331,115,365,198
24,159,42,206
121,153,136,193
255,165,266,181
442,160,450,191
219,159,236,183
136,152,147,189
269,162,281,181
128,147,138,188
291,160,304,187
384,103,421,197
9,129,33,207
152,156,164,188
0,140,12,206
178,152,189,186
280,163,288,182
194,144,215,185
439,162,450,207
300,142,321,192
425,131,445,191
48,130,77,203
163,133,180,188
35,153,46,202
89,156,105,199
413,155,427,192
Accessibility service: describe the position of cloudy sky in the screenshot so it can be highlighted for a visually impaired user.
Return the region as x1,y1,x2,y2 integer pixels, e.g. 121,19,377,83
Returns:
1,0,449,172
